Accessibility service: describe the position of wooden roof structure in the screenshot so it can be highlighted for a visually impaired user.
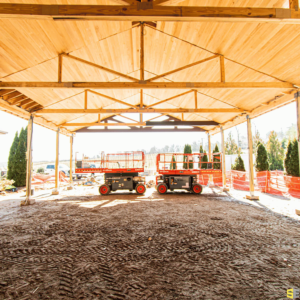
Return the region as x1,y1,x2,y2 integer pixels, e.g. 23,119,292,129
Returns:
0,0,299,136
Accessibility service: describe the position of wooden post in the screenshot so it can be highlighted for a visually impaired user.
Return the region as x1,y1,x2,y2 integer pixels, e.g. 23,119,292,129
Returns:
220,55,225,83
296,92,300,176
58,55,63,83
67,134,73,190
220,126,228,191
207,132,213,187
84,90,88,109
194,90,197,109
21,115,35,205
140,23,144,81
52,128,60,195
246,115,258,200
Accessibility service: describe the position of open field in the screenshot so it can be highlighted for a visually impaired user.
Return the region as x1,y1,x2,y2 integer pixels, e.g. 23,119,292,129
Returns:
0,187,299,299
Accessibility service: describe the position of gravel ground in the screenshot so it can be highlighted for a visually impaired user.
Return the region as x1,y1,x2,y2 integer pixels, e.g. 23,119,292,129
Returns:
0,187,299,299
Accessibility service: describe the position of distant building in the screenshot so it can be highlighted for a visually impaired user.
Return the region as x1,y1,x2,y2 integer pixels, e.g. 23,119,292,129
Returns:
0,130,7,135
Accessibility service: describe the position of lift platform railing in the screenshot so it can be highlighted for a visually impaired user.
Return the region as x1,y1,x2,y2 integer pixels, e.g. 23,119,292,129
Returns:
103,151,144,173
75,151,145,174
156,153,222,175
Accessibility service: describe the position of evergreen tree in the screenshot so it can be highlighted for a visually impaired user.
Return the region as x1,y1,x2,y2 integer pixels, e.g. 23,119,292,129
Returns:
199,145,204,153
183,144,193,169
231,154,246,171
7,131,19,180
201,151,208,169
284,140,293,175
267,131,284,170
170,155,176,170
288,139,299,177
253,129,264,156
13,127,28,187
213,144,221,169
255,142,269,172
225,132,238,155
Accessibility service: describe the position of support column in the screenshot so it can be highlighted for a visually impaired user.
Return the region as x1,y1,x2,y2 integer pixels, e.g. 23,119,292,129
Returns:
246,115,259,200
296,92,300,176
21,115,35,206
207,132,214,187
220,126,229,191
52,128,60,195
67,134,73,190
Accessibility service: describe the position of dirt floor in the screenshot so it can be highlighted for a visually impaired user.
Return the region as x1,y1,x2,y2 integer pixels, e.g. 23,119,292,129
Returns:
0,187,300,300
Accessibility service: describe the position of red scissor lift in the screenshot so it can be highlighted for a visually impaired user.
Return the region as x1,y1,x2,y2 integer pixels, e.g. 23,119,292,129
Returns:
75,151,146,195
156,152,222,194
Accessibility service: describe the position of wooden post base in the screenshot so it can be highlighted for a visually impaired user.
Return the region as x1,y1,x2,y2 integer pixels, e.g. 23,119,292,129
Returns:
223,187,230,192
20,199,35,206
52,190,59,195
295,209,300,216
246,195,259,200
67,186,73,190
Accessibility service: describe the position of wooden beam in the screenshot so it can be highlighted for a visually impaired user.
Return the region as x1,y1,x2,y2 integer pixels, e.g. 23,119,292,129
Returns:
2,5,300,23
220,55,225,83
63,122,145,127
146,113,167,121
62,53,139,82
36,108,244,114
140,23,144,81
147,55,219,82
98,114,101,123
87,89,136,108
76,127,206,133
146,121,219,126
0,82,293,89
58,54,63,83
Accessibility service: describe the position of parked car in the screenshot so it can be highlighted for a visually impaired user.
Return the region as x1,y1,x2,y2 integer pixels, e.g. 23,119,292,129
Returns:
45,164,70,176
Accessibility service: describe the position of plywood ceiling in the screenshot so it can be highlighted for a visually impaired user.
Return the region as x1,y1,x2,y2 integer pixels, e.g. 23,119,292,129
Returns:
0,0,297,135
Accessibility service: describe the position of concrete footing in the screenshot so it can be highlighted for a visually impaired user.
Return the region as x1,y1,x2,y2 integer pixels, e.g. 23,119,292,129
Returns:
223,187,230,192
20,199,35,206
246,195,259,201
67,186,73,190
52,190,59,195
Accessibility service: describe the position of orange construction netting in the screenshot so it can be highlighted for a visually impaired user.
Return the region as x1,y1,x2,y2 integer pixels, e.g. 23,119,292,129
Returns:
31,171,70,185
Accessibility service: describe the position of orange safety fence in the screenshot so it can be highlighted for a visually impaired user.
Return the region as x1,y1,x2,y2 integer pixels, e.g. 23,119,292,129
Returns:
31,171,70,185
198,169,300,199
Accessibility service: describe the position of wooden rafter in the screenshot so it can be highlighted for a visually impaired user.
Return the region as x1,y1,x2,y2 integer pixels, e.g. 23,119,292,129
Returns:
0,82,293,89
1,4,300,24
63,122,144,127
147,55,219,82
36,108,244,114
62,53,139,82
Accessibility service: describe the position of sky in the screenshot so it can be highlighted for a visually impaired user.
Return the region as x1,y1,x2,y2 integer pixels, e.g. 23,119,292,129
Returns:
0,102,297,164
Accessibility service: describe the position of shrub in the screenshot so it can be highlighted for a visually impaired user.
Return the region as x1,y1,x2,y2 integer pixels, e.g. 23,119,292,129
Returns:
37,167,44,174
284,140,293,175
170,155,176,170
255,142,269,172
286,139,299,177
231,154,245,171
213,144,221,169
201,151,208,169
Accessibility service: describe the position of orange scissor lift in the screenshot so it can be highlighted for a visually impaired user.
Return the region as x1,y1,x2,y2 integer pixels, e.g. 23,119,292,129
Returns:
156,152,222,194
75,151,146,195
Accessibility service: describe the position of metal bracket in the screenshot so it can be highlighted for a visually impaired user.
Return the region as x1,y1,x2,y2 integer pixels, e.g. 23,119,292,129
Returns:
63,82,73,88
275,8,291,19
137,2,153,10
139,80,147,84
